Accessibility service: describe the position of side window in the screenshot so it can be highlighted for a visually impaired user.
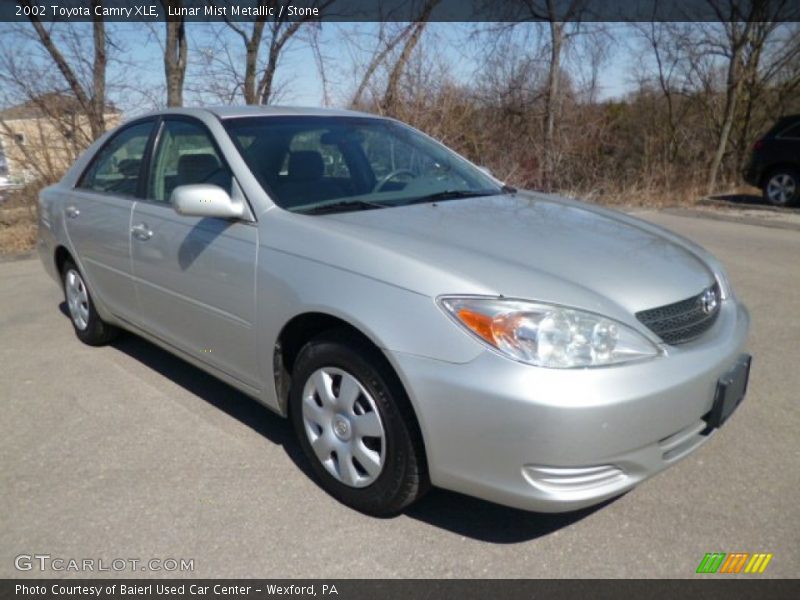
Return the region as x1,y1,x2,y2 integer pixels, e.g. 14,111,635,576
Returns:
778,123,800,139
149,119,231,203
79,122,153,196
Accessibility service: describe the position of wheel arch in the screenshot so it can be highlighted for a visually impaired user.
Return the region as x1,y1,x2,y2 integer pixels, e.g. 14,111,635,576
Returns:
54,245,74,278
52,244,117,326
760,162,800,188
274,311,399,411
272,311,430,470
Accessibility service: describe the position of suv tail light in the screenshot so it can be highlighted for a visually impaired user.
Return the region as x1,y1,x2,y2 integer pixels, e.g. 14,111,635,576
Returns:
753,139,765,151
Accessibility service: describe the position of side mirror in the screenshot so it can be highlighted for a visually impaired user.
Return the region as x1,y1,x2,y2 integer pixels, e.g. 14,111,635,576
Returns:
170,184,244,219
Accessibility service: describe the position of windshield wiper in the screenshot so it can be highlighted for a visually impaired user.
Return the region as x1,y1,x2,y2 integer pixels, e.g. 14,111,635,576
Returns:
296,199,387,215
402,190,496,206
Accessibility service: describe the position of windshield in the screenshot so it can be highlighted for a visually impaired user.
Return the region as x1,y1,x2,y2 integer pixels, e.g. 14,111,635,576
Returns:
223,116,503,213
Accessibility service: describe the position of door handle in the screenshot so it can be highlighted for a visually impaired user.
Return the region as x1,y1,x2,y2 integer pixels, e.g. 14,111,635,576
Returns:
131,223,153,241
65,206,80,219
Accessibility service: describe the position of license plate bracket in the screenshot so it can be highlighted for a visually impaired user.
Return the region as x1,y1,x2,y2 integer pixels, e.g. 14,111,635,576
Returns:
704,354,751,432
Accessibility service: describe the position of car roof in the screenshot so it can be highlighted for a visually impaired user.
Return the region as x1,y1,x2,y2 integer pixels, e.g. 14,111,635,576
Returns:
212,105,378,119
766,114,800,137
774,114,800,125
136,105,381,121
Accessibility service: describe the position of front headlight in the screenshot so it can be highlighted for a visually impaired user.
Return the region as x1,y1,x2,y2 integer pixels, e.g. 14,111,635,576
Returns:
438,296,661,368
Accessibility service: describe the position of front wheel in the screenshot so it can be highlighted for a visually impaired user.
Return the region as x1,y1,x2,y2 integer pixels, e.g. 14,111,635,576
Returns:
61,260,119,346
289,332,428,516
763,169,799,206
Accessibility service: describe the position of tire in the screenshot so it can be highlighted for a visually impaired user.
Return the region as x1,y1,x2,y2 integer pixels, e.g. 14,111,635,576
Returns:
763,168,799,207
61,259,119,346
289,330,429,516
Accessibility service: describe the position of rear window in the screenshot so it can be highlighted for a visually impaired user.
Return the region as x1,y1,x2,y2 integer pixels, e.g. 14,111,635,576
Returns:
777,122,800,139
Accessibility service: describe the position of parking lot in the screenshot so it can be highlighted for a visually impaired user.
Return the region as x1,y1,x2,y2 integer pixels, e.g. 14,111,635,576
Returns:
1,210,798,578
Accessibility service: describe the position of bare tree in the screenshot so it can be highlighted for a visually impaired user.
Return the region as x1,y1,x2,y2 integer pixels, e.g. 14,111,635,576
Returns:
344,1,442,114
381,0,440,112
18,0,108,139
732,20,800,172
703,5,757,193
702,0,792,193
2,13,799,216
216,0,335,105
635,22,687,162
350,23,416,108
159,0,189,107
308,25,332,106
491,0,588,189
533,1,588,189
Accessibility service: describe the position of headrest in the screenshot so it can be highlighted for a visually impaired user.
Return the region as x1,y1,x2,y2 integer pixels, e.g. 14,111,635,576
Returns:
177,153,220,183
287,151,324,181
117,158,141,177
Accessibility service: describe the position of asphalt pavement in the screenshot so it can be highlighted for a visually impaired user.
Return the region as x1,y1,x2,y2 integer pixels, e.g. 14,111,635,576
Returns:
1,210,798,578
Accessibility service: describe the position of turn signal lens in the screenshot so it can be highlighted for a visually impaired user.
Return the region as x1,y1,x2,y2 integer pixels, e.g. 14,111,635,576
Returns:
456,308,494,343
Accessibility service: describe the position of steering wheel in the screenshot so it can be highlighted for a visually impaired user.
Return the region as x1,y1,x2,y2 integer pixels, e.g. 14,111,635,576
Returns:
372,169,416,193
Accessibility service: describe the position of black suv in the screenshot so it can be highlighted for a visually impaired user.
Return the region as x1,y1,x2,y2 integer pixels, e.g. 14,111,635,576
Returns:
0,144,8,178
744,115,800,206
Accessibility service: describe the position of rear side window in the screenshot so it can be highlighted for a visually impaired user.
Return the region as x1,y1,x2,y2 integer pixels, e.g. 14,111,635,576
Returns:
78,122,153,196
778,122,800,139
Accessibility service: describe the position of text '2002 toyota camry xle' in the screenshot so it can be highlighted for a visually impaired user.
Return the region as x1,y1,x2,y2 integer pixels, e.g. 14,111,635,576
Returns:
38,106,751,516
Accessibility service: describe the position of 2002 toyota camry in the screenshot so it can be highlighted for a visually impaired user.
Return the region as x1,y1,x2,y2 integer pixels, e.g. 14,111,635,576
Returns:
38,106,751,516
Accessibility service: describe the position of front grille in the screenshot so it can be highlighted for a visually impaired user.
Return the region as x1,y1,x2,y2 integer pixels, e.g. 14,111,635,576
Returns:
636,283,721,345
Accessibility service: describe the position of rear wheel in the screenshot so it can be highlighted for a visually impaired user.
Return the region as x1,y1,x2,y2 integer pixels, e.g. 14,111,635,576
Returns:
763,169,799,206
61,260,119,346
289,331,428,516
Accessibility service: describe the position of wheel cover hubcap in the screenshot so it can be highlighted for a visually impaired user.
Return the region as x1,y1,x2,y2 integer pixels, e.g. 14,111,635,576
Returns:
301,367,386,488
65,269,90,330
767,174,796,205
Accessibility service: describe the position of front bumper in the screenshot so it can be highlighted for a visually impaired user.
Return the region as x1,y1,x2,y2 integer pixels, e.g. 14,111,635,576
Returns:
389,298,750,512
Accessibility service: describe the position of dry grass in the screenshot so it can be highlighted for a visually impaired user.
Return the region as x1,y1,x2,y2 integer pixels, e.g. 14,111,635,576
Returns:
565,183,708,209
0,186,39,255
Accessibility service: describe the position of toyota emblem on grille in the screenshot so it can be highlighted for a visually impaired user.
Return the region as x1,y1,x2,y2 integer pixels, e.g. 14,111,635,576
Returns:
700,288,718,315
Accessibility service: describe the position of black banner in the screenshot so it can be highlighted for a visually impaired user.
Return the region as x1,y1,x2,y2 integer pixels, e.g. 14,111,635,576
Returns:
2,580,800,600
2,0,800,23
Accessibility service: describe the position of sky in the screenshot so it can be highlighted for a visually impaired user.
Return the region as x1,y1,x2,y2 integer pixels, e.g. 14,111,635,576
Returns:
2,21,638,117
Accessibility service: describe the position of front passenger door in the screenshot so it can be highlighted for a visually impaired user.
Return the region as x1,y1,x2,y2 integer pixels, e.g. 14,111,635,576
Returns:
130,117,259,390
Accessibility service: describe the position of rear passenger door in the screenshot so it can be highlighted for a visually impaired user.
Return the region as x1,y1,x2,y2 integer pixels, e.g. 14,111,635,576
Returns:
65,119,155,322
130,117,260,390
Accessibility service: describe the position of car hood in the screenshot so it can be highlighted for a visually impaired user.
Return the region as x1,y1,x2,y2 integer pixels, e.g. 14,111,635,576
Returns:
270,192,715,318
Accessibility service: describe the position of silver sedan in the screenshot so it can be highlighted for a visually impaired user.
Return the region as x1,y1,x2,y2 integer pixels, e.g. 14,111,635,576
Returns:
38,106,751,516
